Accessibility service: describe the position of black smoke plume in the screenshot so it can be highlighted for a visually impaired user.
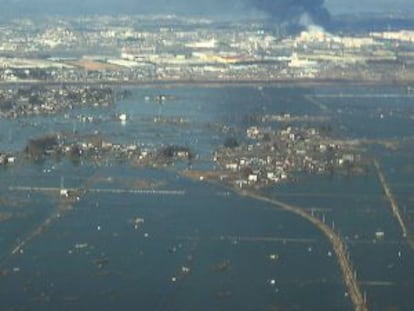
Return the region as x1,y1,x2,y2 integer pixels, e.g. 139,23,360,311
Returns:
249,0,331,28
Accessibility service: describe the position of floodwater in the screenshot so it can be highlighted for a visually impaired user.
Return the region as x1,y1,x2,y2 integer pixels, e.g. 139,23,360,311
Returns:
0,84,413,310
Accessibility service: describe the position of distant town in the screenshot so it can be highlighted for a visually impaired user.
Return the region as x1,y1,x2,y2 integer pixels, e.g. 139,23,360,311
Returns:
1,15,414,84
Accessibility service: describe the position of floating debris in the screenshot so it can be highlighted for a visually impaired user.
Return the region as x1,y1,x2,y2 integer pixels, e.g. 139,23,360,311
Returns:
168,246,177,254
133,217,145,229
94,258,110,269
211,260,231,272
269,253,279,262
74,243,89,249
181,266,191,274
118,113,127,122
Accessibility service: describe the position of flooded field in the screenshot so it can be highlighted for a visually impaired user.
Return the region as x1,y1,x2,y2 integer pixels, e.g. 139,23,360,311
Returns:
0,84,413,310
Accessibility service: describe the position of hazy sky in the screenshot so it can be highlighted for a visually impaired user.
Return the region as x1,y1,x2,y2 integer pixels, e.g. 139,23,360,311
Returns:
326,0,413,14
1,0,413,16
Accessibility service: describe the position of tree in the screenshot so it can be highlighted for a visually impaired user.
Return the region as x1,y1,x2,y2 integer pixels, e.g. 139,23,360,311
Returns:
224,137,239,149
25,135,59,160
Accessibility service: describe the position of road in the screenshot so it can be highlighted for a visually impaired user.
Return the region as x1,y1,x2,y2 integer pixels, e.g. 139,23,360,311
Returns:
242,191,369,311
374,160,414,250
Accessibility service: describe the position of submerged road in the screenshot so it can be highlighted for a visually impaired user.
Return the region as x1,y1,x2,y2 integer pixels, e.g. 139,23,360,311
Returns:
304,95,329,111
1,186,184,265
6,180,369,311
242,191,369,311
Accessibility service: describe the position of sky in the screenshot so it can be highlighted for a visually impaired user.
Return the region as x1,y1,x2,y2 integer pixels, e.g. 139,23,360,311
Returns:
1,0,413,17
326,0,413,14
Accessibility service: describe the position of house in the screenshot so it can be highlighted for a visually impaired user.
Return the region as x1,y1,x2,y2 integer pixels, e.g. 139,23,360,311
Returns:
235,179,248,188
7,156,15,164
176,151,189,159
60,189,69,197
225,163,238,171
248,174,258,183
339,154,355,165
267,172,280,182
247,126,260,139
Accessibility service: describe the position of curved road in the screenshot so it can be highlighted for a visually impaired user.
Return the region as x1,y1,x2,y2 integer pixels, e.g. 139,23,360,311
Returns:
374,160,414,250
242,190,369,311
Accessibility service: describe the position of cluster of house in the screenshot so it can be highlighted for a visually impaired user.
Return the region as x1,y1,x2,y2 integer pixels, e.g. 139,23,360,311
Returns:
215,125,357,188
0,86,114,118
22,131,194,171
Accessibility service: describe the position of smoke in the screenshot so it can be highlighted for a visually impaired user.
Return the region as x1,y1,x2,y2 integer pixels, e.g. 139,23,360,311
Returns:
1,0,331,28
248,0,331,29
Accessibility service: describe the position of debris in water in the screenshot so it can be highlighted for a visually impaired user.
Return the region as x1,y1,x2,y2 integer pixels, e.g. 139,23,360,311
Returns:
269,253,279,261
168,246,177,254
211,260,231,272
94,258,110,269
181,266,191,274
75,243,88,249
133,217,145,229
